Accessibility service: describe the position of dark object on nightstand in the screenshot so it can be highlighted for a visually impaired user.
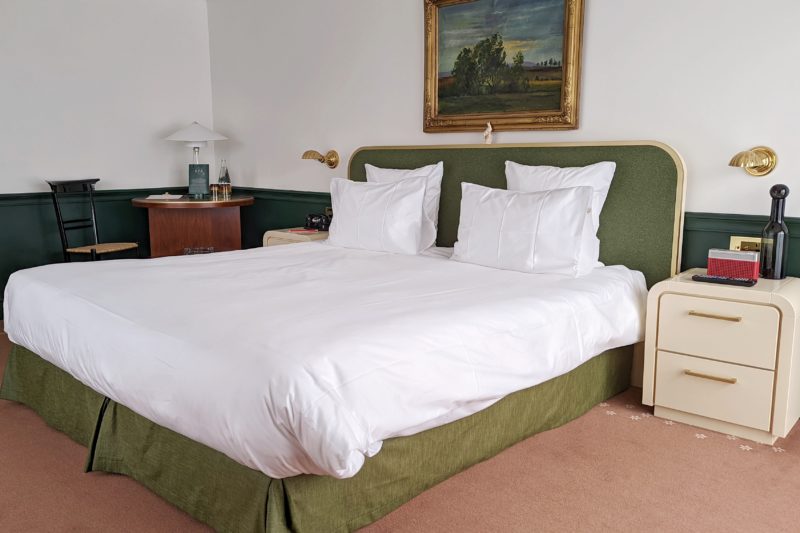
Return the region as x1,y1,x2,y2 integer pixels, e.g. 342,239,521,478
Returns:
691,274,756,287
305,213,331,231
47,179,139,262
761,184,789,279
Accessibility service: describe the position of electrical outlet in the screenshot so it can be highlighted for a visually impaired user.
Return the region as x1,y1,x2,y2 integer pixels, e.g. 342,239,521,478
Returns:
729,235,761,252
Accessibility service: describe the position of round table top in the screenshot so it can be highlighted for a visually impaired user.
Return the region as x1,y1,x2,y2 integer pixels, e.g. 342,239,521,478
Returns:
132,195,254,209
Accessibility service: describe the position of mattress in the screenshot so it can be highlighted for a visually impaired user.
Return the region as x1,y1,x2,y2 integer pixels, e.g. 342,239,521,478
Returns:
3,242,647,479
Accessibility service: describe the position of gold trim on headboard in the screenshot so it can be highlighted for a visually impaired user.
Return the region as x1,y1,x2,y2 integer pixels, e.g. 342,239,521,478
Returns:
348,140,686,278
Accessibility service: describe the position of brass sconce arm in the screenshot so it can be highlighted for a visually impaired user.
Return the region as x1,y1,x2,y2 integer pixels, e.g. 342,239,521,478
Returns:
302,149,339,169
729,146,777,177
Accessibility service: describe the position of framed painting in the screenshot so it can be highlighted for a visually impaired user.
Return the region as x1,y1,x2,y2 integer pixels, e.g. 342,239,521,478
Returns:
424,0,584,132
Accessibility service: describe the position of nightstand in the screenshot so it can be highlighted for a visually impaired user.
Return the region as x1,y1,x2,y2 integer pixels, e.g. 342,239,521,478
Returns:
262,228,328,247
642,268,800,444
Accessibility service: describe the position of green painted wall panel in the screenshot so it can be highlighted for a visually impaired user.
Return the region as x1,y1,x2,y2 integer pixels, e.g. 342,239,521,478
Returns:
236,188,330,249
0,187,331,319
681,212,800,277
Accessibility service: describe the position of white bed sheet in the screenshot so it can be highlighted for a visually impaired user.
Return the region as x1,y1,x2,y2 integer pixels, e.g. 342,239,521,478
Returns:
4,242,647,479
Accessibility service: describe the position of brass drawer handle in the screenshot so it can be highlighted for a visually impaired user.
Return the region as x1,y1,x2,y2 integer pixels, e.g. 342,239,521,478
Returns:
688,310,742,322
684,369,738,384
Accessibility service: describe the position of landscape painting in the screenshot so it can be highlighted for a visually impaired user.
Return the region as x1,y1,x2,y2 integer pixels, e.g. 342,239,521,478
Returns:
424,0,584,132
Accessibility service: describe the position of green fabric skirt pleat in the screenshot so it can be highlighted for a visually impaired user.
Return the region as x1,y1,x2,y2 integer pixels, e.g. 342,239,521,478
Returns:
1,343,632,532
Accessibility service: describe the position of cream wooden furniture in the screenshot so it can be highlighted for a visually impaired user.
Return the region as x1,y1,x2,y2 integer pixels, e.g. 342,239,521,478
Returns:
643,268,800,444
263,228,328,247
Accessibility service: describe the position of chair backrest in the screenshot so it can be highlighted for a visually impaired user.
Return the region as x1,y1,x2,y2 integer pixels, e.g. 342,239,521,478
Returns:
46,178,101,262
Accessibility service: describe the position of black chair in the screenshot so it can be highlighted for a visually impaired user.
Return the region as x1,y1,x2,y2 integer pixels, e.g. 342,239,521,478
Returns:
47,178,139,262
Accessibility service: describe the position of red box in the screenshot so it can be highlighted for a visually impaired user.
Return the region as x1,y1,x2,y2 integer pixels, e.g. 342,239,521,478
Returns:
707,249,759,279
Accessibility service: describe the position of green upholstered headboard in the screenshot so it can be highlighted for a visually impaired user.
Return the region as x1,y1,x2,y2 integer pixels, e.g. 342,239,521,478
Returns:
348,142,685,288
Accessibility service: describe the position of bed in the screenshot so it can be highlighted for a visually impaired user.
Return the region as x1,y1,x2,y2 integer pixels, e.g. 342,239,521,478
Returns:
1,141,685,532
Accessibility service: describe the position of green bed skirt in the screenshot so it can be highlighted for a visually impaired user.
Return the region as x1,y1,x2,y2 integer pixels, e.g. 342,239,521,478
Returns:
0,344,632,532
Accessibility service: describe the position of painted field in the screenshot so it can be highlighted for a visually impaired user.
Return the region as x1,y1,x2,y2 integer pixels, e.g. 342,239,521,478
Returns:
438,80,561,115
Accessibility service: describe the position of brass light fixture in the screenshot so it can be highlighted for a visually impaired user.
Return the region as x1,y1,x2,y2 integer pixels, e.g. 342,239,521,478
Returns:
728,146,777,177
302,149,339,169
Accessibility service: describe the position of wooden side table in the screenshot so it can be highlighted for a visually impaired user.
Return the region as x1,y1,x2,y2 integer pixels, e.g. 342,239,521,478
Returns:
132,196,254,258
263,228,328,247
642,268,800,444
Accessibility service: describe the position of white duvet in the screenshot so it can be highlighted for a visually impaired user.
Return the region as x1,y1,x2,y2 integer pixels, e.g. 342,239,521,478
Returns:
4,243,647,479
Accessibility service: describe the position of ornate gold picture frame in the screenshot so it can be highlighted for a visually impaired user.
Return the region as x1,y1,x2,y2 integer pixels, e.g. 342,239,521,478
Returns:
424,0,584,132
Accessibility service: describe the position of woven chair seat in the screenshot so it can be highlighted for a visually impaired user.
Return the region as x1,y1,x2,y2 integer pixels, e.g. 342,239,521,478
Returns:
66,242,138,255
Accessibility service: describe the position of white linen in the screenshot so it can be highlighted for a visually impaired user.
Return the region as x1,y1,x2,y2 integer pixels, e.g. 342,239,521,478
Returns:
4,243,647,479
452,183,593,276
505,160,617,274
327,177,427,255
504,160,616,231
365,162,444,249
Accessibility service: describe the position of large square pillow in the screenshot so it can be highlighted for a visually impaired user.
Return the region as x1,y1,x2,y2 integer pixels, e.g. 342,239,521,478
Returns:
365,162,443,249
327,177,427,255
452,183,593,276
505,160,617,273
504,160,616,232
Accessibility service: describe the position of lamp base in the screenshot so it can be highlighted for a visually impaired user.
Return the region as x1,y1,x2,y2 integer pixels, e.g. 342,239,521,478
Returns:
189,164,209,197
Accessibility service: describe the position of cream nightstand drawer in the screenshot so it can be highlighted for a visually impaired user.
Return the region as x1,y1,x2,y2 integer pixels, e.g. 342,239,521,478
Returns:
658,293,779,369
655,351,774,431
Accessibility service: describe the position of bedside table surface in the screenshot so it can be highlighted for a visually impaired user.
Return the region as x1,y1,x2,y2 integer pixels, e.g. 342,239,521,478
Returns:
665,268,798,304
263,228,328,247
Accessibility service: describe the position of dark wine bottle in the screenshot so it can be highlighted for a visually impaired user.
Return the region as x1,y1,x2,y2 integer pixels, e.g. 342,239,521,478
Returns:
761,184,790,279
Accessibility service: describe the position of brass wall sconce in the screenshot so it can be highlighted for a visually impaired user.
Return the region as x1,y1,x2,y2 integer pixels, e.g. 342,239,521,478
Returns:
302,149,339,169
729,146,777,177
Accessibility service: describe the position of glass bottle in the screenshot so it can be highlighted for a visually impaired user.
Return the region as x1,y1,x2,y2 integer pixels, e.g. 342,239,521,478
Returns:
218,159,231,200
761,184,790,279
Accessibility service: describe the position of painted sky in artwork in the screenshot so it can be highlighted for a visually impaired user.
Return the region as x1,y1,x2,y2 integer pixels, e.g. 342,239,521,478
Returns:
438,0,564,75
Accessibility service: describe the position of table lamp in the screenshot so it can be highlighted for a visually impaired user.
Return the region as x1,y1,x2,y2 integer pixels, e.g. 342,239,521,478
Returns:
166,122,228,198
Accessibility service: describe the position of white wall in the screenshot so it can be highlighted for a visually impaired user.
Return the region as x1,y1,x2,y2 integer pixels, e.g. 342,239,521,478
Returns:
207,0,800,216
0,0,215,193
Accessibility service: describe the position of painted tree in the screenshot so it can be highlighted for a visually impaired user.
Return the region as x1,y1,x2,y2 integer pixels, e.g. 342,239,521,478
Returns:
451,47,479,95
510,50,526,91
473,33,507,94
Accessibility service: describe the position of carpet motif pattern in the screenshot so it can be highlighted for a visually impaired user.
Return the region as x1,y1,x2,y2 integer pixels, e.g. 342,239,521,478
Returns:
596,393,791,455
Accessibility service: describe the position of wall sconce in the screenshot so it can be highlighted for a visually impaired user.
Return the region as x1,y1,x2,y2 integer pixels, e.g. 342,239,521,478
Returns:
302,149,339,169
728,146,777,177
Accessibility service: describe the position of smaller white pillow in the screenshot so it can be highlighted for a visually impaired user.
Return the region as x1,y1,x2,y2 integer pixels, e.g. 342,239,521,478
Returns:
327,178,427,255
365,162,443,249
452,183,593,276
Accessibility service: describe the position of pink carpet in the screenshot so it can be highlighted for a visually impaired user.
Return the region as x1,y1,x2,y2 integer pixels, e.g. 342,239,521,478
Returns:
2,325,799,532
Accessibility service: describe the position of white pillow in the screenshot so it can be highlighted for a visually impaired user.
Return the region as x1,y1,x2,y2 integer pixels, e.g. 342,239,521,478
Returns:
327,177,427,255
505,160,616,273
504,160,616,232
452,183,593,276
365,162,443,249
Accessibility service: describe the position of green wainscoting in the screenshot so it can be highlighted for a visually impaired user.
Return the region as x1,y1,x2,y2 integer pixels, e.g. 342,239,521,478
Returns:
682,212,800,276
236,187,330,249
0,187,331,319
0,187,795,320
